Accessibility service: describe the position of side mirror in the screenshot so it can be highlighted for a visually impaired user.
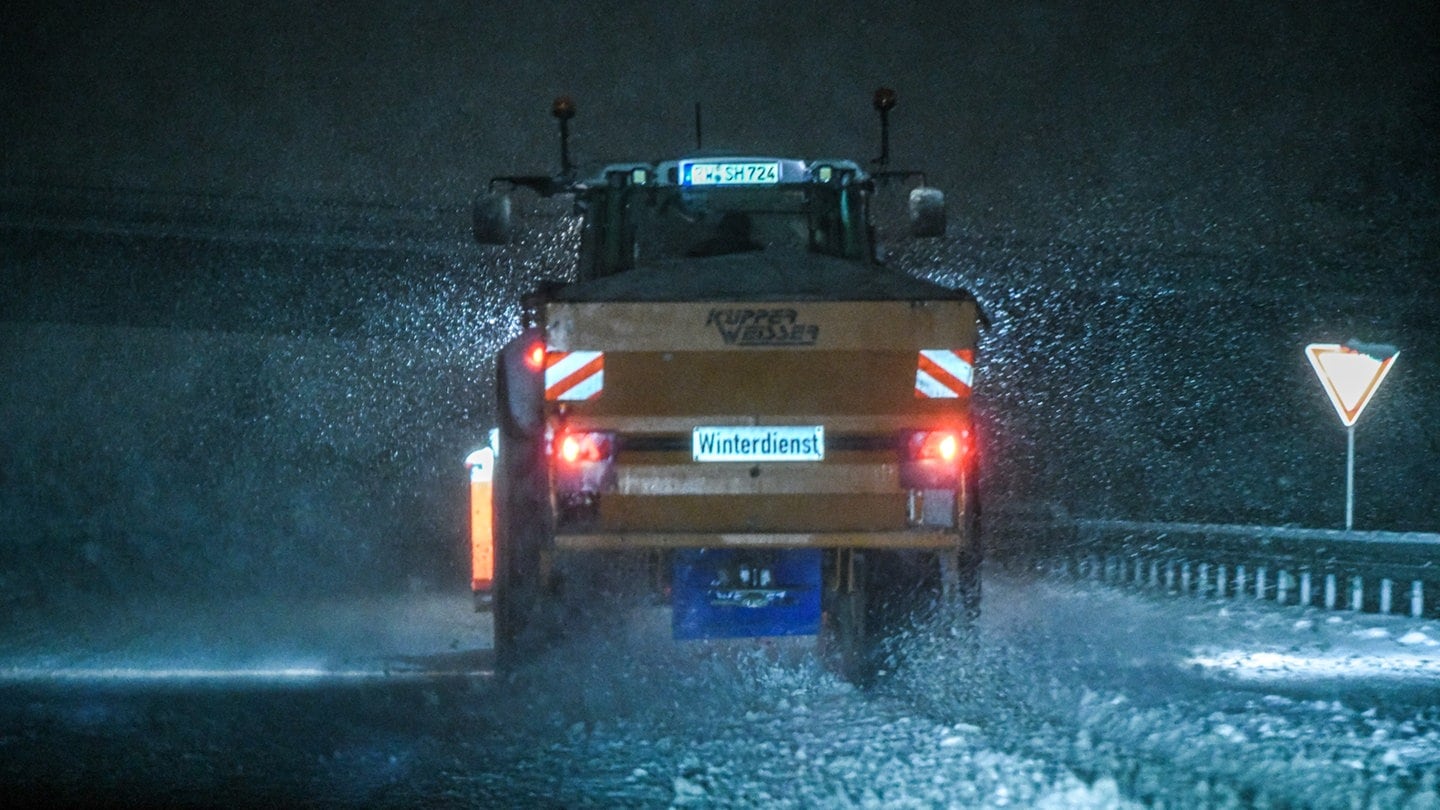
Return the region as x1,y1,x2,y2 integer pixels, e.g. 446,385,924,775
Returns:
908,187,946,238
473,192,513,245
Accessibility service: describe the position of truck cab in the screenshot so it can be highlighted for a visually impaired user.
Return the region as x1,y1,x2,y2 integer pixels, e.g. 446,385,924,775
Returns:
574,157,875,278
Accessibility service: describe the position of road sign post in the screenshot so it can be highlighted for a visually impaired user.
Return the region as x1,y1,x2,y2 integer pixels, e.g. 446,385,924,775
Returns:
1304,340,1399,531
1346,424,1355,530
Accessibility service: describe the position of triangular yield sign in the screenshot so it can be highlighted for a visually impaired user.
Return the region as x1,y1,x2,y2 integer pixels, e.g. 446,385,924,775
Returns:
1304,343,1399,427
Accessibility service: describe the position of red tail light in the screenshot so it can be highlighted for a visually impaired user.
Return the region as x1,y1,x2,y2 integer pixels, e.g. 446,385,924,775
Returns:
900,429,968,489
910,431,961,462
906,430,967,462
552,430,617,526
555,431,615,466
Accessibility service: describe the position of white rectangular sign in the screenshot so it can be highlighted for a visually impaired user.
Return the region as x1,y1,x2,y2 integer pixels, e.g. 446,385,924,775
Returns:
692,426,824,462
680,160,782,186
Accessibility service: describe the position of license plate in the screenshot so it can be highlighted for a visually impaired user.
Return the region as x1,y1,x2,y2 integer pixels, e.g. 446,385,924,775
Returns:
692,426,824,462
680,160,782,186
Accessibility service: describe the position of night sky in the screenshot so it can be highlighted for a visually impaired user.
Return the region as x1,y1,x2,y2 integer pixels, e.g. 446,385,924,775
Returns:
5,2,1435,245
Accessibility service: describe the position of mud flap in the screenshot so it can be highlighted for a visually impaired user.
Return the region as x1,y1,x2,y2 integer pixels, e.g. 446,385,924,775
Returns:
672,549,822,640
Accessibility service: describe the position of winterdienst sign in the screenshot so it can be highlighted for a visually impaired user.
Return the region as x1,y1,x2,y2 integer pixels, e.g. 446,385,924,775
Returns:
1304,341,1400,427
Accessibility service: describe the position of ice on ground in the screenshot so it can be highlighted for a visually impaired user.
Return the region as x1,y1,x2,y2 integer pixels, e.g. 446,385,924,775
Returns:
4,569,1437,807
0,590,491,681
1401,631,1439,647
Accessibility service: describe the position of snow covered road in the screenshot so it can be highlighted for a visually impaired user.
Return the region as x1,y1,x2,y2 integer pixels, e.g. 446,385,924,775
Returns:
2,571,1437,807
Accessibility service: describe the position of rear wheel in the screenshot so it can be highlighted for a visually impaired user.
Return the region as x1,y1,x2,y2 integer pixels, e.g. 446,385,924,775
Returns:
822,541,980,685
492,454,555,672
958,462,983,622
822,550,871,684
491,371,559,674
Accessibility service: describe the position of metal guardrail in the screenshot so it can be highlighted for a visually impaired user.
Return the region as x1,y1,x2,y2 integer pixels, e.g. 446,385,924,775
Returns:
988,512,1440,619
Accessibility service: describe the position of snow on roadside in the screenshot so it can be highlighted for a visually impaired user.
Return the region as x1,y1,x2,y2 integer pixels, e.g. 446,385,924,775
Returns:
1185,601,1440,683
886,572,1440,809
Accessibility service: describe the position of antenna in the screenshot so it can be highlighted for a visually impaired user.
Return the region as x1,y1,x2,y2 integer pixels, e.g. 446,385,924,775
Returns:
694,102,703,150
552,96,577,178
872,87,897,167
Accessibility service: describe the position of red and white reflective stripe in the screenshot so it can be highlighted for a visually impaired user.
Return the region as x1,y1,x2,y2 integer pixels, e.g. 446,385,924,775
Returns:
545,351,605,401
915,349,975,398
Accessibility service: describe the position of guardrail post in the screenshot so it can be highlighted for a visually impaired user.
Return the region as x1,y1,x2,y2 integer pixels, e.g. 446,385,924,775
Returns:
1059,519,1436,618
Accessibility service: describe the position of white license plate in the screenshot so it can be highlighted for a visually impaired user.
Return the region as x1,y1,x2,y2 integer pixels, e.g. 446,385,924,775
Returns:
692,426,824,462
680,160,781,186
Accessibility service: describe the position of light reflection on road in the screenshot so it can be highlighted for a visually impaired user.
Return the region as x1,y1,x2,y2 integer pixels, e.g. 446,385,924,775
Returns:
0,659,493,684
1187,649,1440,680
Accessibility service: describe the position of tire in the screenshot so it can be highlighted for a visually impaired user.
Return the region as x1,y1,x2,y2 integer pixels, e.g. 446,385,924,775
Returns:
956,460,983,623
491,367,558,674
866,548,945,639
824,542,980,686
823,549,946,685
822,551,872,685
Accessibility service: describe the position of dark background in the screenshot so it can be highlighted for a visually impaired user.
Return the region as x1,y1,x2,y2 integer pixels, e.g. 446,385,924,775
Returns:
2,2,1436,603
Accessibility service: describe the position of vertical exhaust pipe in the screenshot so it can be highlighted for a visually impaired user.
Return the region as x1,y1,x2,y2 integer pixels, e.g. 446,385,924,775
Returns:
553,96,577,178
872,87,897,167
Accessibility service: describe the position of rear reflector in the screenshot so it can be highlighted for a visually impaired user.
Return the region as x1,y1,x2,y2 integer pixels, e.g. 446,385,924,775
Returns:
915,349,975,399
545,351,605,401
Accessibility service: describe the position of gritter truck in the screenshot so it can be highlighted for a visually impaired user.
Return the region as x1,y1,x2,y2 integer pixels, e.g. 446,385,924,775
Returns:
471,92,985,681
